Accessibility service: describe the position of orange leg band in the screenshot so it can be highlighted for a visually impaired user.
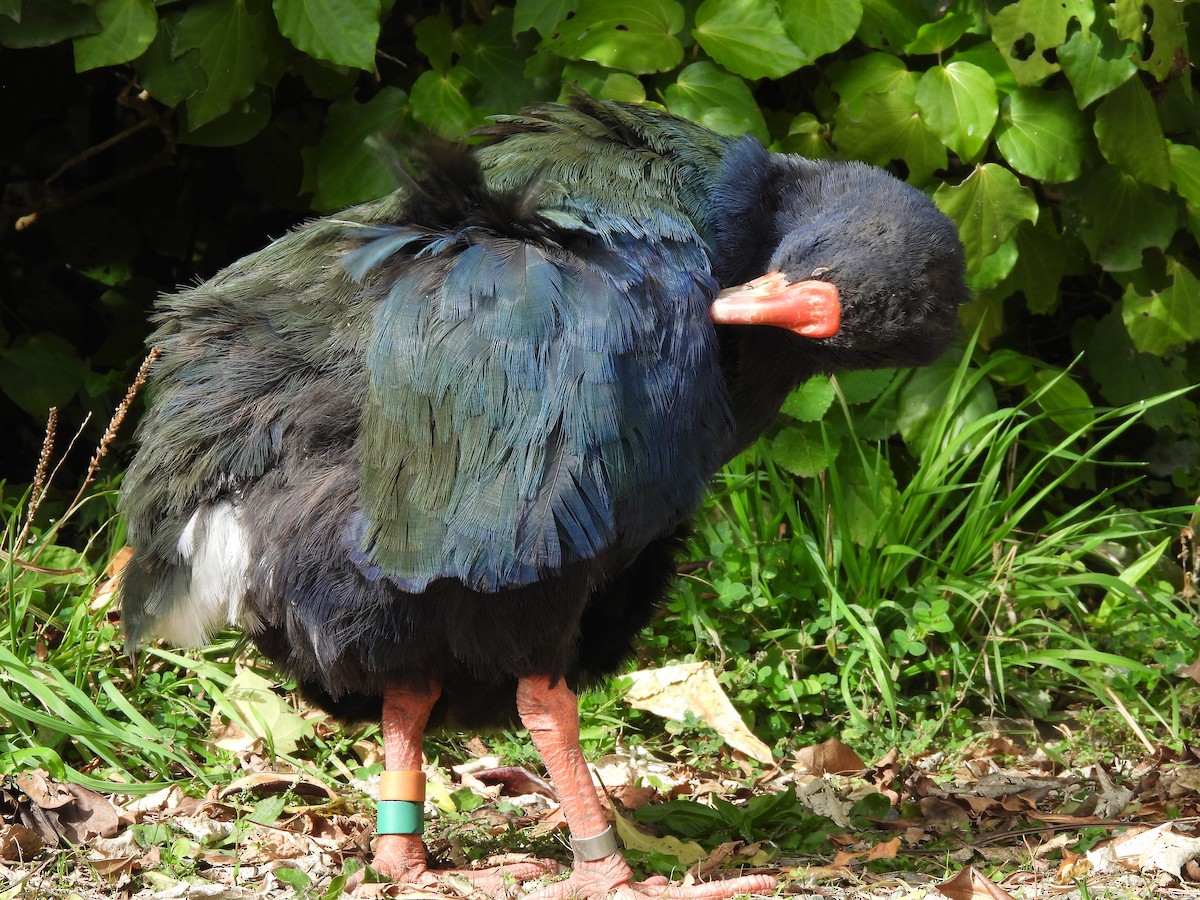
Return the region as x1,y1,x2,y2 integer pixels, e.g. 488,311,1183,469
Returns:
380,769,426,802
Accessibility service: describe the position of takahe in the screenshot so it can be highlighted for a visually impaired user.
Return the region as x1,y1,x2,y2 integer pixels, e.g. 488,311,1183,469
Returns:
121,95,967,898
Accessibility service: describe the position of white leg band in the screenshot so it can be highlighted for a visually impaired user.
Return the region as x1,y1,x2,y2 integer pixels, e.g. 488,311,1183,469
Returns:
571,824,619,861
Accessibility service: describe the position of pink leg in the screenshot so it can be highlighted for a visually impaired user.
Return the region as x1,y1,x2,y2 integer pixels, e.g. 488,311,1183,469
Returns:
516,675,777,900
372,683,557,891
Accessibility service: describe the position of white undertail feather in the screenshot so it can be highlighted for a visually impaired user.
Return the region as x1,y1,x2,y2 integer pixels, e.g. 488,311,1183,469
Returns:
157,502,252,646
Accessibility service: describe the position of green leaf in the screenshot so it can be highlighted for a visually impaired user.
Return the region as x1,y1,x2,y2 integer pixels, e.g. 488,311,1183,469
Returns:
73,0,157,71
856,0,925,51
0,332,89,418
947,41,1018,95
178,84,272,146
1087,310,1189,430
219,667,312,755
932,163,1038,274
904,10,970,55
915,62,998,162
514,0,576,37
461,9,551,113
1169,142,1200,210
303,86,407,211
1094,78,1170,190
999,214,1068,315
0,0,99,48
1118,0,1188,80
828,52,907,116
0,0,18,20
272,0,381,70
994,88,1086,183
540,0,684,74
693,0,805,80
1075,166,1177,272
842,450,899,547
781,376,835,422
772,423,835,477
414,10,453,71
1028,367,1095,433
662,61,768,142
1057,13,1137,108
134,17,206,107
774,112,831,159
1121,259,1200,355
778,0,863,65
968,236,1018,293
598,72,645,102
175,0,271,128
835,369,894,405
833,70,947,184
989,0,1095,86
897,357,997,461
410,67,484,138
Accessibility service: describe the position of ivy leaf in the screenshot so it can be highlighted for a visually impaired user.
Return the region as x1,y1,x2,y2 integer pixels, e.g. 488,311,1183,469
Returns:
994,87,1086,183
1057,13,1137,108
778,0,863,66
856,0,925,51
1094,78,1170,190
932,163,1038,274
134,17,206,107
1075,165,1177,272
780,376,835,422
540,0,684,74
663,61,768,142
1121,259,1200,355
514,0,576,37
772,422,835,477
693,0,805,81
272,0,381,71
989,0,1095,86
410,67,484,138
833,69,947,184
73,0,157,71
174,0,271,128
915,62,998,162
302,87,407,212
0,0,99,48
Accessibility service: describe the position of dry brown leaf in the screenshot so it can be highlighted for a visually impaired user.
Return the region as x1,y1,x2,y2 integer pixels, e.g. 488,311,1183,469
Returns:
866,837,901,860
1086,822,1200,878
937,865,1016,899
794,738,865,776
624,662,774,765
0,824,42,862
90,545,132,611
1056,847,1091,883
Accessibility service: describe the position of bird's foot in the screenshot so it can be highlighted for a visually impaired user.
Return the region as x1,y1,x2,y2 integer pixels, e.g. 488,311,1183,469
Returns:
369,837,559,895
522,853,777,900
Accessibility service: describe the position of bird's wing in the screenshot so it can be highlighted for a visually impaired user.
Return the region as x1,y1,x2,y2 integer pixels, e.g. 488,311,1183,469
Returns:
342,215,730,593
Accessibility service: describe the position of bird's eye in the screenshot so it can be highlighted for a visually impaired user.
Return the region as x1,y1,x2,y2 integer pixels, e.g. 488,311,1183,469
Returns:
810,266,831,279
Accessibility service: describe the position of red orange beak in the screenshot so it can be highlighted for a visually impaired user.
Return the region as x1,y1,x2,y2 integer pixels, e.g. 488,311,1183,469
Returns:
710,272,841,338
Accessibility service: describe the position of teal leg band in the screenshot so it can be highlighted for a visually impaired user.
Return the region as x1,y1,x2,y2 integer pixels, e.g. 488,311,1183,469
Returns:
378,800,423,835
